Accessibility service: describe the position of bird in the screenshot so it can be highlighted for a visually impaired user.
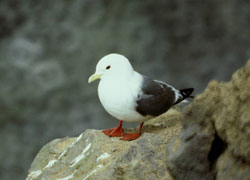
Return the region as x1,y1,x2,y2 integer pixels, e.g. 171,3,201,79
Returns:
88,53,194,141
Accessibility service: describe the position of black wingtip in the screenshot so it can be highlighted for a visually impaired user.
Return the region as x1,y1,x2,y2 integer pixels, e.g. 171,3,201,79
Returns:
180,88,194,98
173,88,194,105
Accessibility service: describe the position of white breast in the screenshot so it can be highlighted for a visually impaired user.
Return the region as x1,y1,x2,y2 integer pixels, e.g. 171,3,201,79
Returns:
97,72,151,122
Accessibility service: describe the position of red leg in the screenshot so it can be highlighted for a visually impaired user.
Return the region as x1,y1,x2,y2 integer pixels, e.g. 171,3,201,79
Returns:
103,120,124,137
121,122,144,141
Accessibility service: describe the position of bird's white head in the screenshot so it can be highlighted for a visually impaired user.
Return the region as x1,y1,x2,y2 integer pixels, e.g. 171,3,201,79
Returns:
88,53,134,83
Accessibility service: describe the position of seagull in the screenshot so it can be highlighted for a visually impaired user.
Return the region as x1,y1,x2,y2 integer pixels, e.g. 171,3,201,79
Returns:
88,53,194,141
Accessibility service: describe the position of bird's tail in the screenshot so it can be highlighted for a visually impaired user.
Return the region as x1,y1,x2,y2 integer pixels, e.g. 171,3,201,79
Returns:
174,88,194,105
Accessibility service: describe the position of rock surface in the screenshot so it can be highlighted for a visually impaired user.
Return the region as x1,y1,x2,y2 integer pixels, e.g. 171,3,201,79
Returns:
26,110,181,180
166,60,250,180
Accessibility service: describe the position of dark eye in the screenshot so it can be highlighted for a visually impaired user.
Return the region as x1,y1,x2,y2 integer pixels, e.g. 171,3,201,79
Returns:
106,65,111,70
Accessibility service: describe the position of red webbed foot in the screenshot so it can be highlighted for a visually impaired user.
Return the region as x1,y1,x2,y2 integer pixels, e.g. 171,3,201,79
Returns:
102,120,124,137
120,122,144,141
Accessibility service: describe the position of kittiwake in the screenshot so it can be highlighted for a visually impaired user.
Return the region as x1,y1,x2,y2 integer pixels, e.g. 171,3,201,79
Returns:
88,53,194,141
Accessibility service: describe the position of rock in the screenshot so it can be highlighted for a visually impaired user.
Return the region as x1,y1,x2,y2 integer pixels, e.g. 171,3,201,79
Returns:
166,60,250,180
26,110,181,180
166,126,215,180
216,150,250,180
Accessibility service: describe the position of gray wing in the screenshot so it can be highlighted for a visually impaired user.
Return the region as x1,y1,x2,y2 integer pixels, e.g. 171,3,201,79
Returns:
136,76,177,117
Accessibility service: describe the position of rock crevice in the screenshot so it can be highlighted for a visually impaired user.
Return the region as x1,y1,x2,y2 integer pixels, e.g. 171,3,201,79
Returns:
208,132,227,169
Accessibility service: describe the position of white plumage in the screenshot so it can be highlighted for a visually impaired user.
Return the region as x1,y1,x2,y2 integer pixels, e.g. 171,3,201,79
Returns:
91,54,152,122
88,53,194,140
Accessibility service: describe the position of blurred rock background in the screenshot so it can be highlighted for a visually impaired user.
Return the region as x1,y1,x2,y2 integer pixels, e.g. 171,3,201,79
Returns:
0,0,249,179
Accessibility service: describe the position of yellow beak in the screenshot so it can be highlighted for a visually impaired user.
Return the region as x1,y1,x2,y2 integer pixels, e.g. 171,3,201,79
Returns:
88,74,103,83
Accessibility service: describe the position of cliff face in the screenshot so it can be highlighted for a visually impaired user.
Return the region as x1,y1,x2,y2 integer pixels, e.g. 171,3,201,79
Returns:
27,61,250,180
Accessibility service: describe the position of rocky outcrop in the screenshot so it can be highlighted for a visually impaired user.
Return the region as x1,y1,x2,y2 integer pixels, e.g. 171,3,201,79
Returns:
26,110,181,180
27,61,250,180
167,60,250,180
